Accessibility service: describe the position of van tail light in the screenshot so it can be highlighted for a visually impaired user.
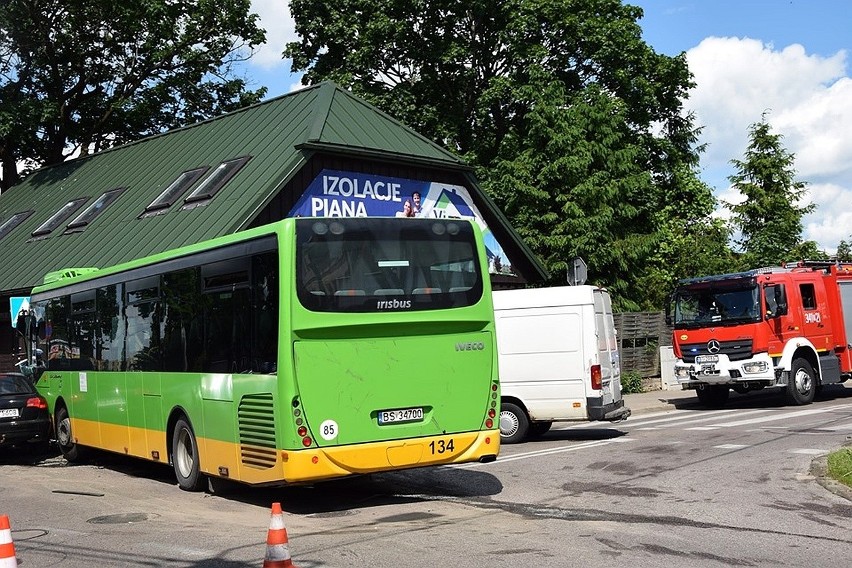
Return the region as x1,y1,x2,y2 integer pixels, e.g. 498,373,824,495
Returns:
590,365,602,390
26,396,48,409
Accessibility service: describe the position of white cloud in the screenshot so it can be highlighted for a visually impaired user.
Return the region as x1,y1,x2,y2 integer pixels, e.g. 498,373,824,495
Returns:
685,37,851,251
249,0,297,70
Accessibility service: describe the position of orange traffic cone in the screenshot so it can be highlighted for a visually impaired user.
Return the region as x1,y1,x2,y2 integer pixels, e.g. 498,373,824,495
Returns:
0,515,18,568
263,502,297,567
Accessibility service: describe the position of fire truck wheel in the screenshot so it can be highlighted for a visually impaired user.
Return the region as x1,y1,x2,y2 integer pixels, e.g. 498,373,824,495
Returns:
695,384,729,408
786,358,816,405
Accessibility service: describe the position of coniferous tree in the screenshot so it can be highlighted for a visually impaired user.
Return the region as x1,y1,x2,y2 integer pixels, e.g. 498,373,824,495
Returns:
726,116,814,269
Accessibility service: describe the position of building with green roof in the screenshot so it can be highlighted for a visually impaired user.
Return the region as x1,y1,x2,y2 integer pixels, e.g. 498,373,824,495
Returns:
0,82,546,366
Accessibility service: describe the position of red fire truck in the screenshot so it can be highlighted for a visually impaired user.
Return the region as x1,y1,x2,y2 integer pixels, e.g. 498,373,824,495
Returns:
669,261,852,407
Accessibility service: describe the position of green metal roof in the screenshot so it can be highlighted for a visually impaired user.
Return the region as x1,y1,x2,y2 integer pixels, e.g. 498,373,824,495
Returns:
0,82,544,293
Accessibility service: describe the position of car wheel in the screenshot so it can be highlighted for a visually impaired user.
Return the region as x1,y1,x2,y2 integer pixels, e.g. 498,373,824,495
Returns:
499,402,529,444
172,418,205,491
55,406,83,462
786,358,816,405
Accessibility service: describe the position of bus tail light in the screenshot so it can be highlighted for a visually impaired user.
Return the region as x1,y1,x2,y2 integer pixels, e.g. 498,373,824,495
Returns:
590,365,602,390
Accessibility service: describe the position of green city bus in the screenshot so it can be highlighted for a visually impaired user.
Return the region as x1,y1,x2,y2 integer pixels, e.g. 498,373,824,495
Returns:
25,217,500,490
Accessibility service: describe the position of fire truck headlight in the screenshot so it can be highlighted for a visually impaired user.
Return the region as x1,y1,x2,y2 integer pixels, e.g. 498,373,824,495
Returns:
742,361,768,374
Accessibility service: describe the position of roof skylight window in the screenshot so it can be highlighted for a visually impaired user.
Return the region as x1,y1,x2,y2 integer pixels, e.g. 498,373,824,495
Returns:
141,166,209,217
31,198,88,237
0,211,35,241
183,156,251,207
65,187,126,233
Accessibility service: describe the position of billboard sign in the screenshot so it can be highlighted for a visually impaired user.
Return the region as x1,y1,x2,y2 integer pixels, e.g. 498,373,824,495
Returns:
288,170,512,274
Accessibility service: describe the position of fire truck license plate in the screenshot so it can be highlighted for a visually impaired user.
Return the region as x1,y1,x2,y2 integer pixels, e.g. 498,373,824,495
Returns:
695,355,719,364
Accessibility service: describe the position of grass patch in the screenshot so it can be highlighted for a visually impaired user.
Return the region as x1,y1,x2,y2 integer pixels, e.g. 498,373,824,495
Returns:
621,371,645,394
826,447,852,489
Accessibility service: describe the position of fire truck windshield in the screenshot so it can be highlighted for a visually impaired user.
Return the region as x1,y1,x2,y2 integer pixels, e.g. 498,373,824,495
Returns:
674,281,761,327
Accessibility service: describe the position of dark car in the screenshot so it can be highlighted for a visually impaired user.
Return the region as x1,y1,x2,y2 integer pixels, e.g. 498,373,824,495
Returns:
0,372,51,448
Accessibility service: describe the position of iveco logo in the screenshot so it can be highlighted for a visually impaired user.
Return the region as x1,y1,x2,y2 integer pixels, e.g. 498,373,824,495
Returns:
707,339,721,354
456,342,485,351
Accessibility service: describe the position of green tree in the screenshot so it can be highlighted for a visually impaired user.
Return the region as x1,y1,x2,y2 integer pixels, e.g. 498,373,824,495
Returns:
636,163,736,308
726,116,814,269
284,0,715,310
837,239,852,261
0,0,267,190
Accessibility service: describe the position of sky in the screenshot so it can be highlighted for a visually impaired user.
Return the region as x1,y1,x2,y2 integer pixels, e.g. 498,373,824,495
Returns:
244,0,852,253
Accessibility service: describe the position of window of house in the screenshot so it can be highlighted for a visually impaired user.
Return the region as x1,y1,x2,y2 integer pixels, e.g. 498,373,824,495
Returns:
182,156,251,208
31,199,88,237
64,188,126,233
0,210,35,241
141,167,209,218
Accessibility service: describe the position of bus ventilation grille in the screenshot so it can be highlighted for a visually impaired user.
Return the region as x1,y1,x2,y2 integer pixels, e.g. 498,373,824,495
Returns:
238,393,277,469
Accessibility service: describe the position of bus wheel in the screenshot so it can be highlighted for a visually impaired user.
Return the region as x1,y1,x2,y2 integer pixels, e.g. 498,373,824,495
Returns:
695,385,729,408
786,358,816,406
172,418,204,491
55,406,83,462
499,402,529,444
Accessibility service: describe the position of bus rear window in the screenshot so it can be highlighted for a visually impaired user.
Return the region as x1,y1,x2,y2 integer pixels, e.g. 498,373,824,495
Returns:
296,218,483,312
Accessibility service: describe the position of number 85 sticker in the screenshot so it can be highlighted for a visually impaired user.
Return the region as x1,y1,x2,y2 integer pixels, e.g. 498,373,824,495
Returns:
319,419,338,440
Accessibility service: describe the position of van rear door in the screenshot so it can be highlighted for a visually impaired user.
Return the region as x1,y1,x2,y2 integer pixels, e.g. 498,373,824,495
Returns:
593,289,625,412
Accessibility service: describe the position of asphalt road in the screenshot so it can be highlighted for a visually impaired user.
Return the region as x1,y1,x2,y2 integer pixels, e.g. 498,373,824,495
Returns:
2,385,851,567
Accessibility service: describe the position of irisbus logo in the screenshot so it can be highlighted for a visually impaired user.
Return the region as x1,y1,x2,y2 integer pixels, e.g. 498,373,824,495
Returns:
456,342,485,351
377,299,412,309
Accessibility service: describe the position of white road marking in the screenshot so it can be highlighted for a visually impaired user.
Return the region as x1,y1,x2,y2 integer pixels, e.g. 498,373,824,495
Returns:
714,444,749,449
789,448,829,455
686,426,720,430
713,405,850,428
456,438,635,467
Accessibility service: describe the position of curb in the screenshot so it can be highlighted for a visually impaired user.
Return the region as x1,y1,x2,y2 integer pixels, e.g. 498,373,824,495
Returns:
809,443,852,503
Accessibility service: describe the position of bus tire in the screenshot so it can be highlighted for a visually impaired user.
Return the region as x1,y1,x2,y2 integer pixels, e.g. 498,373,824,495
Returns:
499,402,529,444
55,406,84,462
786,358,816,406
172,418,205,491
695,384,729,408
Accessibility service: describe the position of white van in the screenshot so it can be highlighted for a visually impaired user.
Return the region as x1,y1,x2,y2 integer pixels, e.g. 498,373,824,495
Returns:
492,285,630,443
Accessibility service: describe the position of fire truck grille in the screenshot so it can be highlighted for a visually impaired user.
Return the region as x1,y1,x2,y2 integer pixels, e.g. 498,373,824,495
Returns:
680,340,753,363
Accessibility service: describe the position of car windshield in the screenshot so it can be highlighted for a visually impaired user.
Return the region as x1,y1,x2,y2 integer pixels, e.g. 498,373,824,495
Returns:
0,374,34,395
674,281,761,327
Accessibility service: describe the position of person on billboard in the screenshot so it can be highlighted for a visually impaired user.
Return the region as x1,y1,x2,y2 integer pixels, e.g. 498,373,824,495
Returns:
396,191,423,218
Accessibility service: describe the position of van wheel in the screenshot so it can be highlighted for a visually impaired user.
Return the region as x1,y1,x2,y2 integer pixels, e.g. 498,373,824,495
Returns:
499,402,529,444
786,358,816,405
529,421,553,438
695,385,729,408
55,406,84,462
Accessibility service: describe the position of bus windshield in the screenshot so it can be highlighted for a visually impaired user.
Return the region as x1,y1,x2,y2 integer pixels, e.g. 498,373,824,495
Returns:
674,280,761,327
296,217,483,312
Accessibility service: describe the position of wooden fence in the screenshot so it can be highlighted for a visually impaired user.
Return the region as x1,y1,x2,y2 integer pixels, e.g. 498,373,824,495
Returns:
613,311,672,377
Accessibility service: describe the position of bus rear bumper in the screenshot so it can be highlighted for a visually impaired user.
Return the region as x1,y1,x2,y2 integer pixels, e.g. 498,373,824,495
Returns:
273,429,501,485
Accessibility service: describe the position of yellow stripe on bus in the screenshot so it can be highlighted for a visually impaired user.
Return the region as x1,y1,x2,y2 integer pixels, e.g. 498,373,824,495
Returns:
68,416,499,486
